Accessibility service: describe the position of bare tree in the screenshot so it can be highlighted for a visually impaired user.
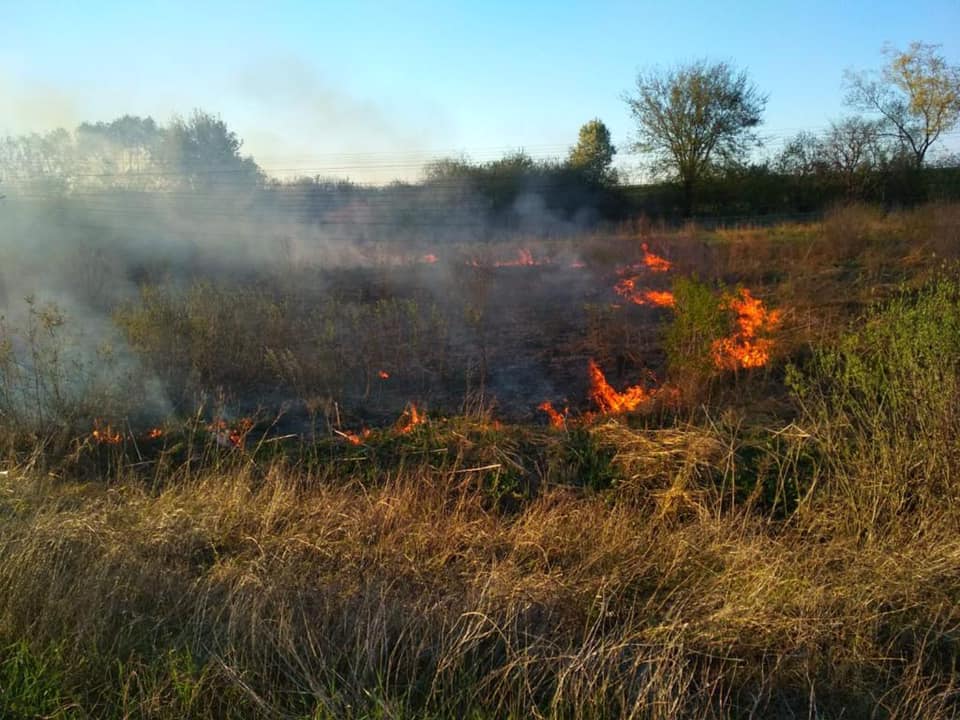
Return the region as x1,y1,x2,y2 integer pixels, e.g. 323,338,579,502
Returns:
845,42,960,168
624,60,767,213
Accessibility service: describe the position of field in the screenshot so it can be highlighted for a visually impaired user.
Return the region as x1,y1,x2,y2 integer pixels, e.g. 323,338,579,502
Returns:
2,203,960,718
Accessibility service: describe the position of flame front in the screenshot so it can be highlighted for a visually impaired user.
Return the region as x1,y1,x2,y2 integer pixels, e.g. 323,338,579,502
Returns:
711,289,782,370
538,401,568,428
614,279,676,308
641,243,672,272
588,360,655,414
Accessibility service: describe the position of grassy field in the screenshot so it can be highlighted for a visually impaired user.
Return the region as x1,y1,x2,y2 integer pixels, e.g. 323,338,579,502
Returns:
2,203,960,718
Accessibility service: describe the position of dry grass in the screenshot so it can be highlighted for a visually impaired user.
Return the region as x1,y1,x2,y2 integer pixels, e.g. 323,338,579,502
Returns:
1,418,959,718
3,205,960,718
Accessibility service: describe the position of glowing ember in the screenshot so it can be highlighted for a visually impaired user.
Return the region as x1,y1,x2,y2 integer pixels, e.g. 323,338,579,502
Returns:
538,401,568,428
421,254,439,264
470,248,548,268
378,370,390,379
588,359,655,414
341,428,372,445
91,420,122,445
146,428,164,439
397,403,426,433
496,249,536,267
711,289,782,370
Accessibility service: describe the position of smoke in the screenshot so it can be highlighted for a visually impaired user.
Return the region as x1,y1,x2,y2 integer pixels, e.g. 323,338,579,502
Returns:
0,111,631,432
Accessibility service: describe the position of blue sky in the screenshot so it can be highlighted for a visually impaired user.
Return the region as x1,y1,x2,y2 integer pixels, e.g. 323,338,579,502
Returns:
2,0,958,182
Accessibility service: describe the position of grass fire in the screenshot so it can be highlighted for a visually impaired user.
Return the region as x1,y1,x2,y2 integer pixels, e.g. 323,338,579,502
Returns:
3,13,960,715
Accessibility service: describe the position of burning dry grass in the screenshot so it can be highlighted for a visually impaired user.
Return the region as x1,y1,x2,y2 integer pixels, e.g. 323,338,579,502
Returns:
2,206,960,717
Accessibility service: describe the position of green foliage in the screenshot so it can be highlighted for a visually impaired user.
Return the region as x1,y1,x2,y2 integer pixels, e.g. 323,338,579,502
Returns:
567,119,617,186
625,59,767,211
662,277,727,398
0,642,74,719
846,42,960,167
787,272,960,532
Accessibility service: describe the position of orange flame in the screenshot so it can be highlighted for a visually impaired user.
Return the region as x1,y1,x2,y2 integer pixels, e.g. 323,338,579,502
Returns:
613,279,676,308
641,290,676,307
641,243,672,272
342,428,372,445
208,417,254,448
91,419,122,445
397,403,426,433
538,401,568,428
588,360,656,414
146,427,164,439
378,370,390,379
711,289,782,370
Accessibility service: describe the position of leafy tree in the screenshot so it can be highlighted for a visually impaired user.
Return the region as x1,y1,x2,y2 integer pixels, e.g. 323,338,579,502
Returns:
845,42,960,168
567,119,617,185
160,110,263,191
624,60,767,213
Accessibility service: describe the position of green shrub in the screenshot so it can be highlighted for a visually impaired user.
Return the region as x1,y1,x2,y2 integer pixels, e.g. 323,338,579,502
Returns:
662,277,727,400
787,271,960,534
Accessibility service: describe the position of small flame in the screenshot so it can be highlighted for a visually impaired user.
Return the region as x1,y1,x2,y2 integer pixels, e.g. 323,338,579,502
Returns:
397,403,426,433
421,253,438,264
641,290,676,307
469,248,548,268
538,401,568,428
613,280,675,307
641,243,672,272
613,245,674,306
146,427,164,439
588,360,655,414
91,419,122,445
208,417,254,449
378,370,390,379
711,289,782,370
342,428,372,445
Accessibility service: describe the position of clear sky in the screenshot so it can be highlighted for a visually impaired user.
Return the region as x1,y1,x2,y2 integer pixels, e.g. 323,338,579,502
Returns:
2,0,958,182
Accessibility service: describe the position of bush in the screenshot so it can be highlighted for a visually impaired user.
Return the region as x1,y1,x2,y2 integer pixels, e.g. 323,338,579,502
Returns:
787,271,960,534
662,277,728,401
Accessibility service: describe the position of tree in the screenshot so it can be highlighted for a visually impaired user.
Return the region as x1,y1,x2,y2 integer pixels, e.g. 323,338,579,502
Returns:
845,42,960,168
567,119,617,185
624,60,766,213
161,110,263,191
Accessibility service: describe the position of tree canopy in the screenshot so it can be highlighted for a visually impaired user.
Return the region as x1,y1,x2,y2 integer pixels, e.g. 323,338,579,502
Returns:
567,119,617,186
845,42,960,168
624,60,767,212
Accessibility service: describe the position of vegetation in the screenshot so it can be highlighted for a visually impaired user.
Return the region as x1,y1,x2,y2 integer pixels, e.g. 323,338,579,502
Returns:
623,60,767,212
845,42,960,168
2,206,960,717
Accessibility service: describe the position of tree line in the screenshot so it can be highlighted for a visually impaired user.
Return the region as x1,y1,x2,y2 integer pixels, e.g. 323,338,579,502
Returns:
2,42,958,222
